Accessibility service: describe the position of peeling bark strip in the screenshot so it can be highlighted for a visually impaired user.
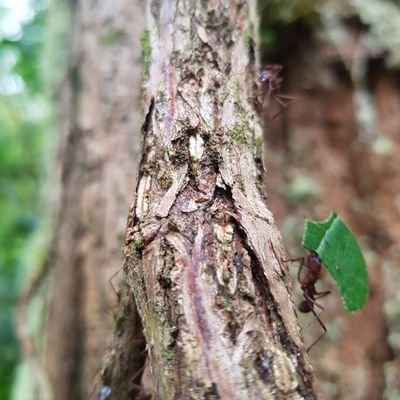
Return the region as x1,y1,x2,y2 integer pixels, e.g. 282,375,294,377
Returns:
123,1,316,398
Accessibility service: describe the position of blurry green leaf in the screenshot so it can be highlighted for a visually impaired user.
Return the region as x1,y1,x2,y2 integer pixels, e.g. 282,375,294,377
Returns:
302,212,368,312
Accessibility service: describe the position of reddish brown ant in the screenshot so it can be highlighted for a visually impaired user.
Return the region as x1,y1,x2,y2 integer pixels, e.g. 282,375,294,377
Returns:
284,251,331,351
256,64,295,119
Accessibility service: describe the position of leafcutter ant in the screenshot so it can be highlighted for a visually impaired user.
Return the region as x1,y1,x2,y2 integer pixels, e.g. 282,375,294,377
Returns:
256,64,295,119
284,251,331,351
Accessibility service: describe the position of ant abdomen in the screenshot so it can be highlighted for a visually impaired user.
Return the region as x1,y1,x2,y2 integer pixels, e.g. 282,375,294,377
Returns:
298,300,312,313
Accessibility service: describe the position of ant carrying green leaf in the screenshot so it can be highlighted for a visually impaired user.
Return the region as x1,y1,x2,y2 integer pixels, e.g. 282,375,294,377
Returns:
285,212,368,351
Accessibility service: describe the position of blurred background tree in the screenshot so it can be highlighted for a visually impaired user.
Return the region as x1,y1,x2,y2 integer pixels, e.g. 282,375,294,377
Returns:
259,1,400,399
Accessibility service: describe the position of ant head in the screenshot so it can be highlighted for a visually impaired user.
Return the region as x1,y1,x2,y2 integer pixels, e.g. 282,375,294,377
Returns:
258,64,282,82
258,69,270,83
298,300,312,313
308,251,322,268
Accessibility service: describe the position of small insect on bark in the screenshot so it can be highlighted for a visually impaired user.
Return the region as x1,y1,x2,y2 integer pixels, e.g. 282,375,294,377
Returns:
284,251,330,351
256,64,296,118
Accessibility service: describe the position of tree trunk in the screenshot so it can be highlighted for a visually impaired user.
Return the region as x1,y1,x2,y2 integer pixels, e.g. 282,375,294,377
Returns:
105,1,316,399
41,1,145,399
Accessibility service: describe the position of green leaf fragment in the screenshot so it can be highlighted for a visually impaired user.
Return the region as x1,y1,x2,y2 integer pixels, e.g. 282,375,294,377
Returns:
302,212,368,312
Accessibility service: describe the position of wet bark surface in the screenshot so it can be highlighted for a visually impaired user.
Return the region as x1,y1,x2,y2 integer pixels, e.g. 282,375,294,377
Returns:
265,26,399,400
105,1,317,399
44,1,144,399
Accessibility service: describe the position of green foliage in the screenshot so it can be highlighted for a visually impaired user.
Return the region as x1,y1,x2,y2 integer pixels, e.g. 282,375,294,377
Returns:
0,98,48,398
0,97,44,399
258,0,323,60
0,1,54,397
302,212,369,312
259,0,323,25
1,8,46,94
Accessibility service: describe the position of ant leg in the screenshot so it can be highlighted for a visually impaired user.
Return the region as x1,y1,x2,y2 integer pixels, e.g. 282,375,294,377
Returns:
303,291,328,312
296,258,306,283
314,290,331,301
302,293,328,352
281,256,307,283
109,267,123,301
106,268,125,314
306,306,328,352
247,91,270,115
271,94,288,118
281,256,304,264
268,239,286,278
281,257,306,280
125,355,155,400
275,94,296,102
271,95,296,119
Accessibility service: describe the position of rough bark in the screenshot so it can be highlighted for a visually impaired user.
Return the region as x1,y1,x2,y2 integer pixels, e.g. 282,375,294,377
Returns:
42,1,145,399
106,1,315,399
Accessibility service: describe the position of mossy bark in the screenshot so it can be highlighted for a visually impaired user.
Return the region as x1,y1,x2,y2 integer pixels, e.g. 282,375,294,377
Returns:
106,1,316,399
